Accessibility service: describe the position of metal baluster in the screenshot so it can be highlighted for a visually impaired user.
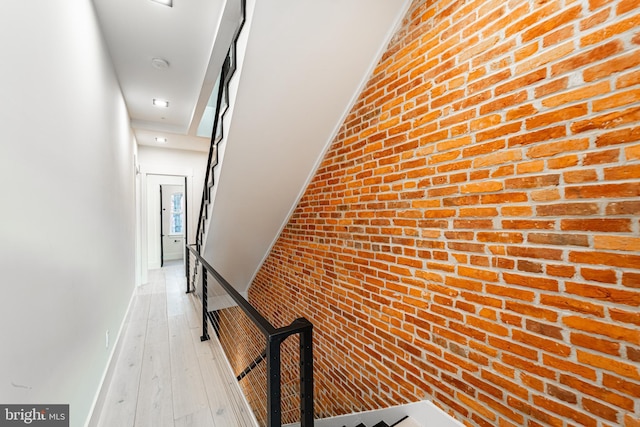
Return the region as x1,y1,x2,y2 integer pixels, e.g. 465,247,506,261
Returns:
200,263,209,342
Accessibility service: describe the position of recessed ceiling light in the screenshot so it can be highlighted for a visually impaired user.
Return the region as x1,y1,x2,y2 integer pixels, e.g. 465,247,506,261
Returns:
155,137,167,143
151,57,170,70
151,0,172,7
153,99,169,108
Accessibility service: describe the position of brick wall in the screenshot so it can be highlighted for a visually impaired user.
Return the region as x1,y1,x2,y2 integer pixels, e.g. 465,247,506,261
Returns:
248,0,640,425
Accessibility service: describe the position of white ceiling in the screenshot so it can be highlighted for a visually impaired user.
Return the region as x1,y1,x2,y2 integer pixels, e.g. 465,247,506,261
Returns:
92,0,228,152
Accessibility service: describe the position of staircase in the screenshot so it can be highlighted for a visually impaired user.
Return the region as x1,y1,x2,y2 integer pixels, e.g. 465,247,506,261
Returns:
189,0,246,294
196,3,246,251
347,416,420,427
187,1,449,426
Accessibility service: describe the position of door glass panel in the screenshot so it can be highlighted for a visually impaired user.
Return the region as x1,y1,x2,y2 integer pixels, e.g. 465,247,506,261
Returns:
170,193,184,234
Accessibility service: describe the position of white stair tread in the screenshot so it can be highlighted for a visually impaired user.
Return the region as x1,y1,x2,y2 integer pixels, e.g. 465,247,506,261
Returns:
394,417,421,427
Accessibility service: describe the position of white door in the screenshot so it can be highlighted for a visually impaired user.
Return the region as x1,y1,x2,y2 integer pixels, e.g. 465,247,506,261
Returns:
160,184,185,264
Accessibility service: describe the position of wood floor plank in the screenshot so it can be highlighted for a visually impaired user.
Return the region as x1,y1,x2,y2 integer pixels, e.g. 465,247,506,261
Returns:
147,281,170,345
145,317,169,345
134,341,174,427
166,286,187,318
190,328,259,427
96,263,257,427
148,281,168,322
184,287,203,331
166,265,201,330
168,314,210,421
134,273,174,427
167,289,193,321
96,295,150,427
174,408,216,427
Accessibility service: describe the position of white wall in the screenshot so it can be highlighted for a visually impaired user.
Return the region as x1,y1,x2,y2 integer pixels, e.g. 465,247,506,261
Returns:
0,1,136,426
137,146,207,281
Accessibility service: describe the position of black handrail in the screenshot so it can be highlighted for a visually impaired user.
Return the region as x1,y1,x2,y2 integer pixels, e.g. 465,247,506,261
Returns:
186,244,314,427
195,58,228,253
187,244,276,336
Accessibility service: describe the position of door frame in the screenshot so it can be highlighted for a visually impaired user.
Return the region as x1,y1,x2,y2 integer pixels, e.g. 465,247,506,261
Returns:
159,185,164,267
139,168,194,285
159,183,188,266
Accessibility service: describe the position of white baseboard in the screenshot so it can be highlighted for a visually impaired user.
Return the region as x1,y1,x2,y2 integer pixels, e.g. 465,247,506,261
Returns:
84,290,136,427
287,401,464,427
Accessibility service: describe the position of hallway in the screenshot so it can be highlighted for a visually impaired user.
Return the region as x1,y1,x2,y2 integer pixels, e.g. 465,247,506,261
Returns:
95,262,258,427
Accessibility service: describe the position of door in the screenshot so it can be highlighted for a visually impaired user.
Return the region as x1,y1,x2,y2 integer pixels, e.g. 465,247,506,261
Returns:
160,184,185,264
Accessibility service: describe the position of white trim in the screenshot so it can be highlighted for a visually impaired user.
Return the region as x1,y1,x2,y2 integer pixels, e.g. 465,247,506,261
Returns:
84,291,136,427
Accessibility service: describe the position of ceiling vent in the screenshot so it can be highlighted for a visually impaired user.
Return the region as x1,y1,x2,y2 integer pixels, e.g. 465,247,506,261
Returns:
151,58,170,70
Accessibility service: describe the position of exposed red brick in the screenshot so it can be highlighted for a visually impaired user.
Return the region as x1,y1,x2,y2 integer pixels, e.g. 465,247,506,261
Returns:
551,40,623,76
582,398,622,422
597,126,640,147
542,80,610,108
561,218,632,232
581,267,617,284
622,272,640,289
532,395,597,426
245,0,640,424
570,332,621,356
602,374,640,402
561,373,635,410
547,384,577,404
581,14,640,46
540,294,605,317
565,316,640,344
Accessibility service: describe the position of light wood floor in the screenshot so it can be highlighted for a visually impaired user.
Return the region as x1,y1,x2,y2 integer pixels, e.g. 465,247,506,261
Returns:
95,262,259,427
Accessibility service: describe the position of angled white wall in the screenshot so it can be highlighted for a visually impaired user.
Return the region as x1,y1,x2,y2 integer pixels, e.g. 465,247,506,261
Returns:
0,1,136,425
203,0,411,291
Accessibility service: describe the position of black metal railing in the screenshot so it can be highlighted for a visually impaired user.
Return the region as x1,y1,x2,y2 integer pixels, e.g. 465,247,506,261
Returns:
237,348,267,381
186,0,246,294
186,245,314,427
